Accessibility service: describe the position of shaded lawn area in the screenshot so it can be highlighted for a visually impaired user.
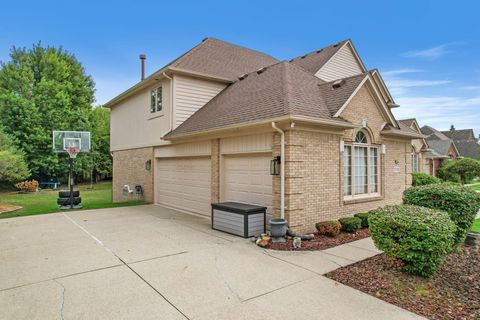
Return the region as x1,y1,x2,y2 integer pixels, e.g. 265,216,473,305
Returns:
472,219,480,233
0,181,144,219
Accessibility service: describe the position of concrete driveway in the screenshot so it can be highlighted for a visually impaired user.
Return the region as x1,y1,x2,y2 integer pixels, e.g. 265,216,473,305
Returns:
0,205,422,320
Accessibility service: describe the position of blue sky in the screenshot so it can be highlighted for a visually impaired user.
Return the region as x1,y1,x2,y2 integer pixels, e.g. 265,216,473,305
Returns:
1,0,479,134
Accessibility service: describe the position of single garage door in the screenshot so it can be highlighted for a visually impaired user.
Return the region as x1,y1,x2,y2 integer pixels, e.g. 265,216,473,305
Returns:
222,154,272,213
156,157,211,216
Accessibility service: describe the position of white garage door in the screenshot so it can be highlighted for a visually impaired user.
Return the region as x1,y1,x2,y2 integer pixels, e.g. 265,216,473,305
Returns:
222,154,272,213
156,157,211,216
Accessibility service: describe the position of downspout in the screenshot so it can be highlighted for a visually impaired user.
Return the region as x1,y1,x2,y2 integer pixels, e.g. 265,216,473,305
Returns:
161,72,174,137
272,122,285,220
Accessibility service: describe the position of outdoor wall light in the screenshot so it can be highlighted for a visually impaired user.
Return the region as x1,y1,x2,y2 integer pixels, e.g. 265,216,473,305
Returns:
145,159,152,171
270,156,281,175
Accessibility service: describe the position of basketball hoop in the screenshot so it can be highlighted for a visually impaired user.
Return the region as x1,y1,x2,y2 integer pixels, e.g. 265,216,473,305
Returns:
66,147,80,159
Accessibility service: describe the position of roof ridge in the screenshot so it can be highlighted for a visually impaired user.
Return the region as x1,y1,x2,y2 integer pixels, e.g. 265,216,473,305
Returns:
289,39,349,62
203,37,279,62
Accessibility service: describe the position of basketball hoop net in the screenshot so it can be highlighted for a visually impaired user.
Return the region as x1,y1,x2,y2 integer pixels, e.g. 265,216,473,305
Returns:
66,147,80,159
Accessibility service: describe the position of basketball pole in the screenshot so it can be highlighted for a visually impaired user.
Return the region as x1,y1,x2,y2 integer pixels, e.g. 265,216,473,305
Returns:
69,156,74,209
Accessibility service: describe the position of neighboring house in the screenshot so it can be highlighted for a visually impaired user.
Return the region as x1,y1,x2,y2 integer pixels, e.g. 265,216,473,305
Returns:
421,125,460,176
398,119,429,174
106,37,423,233
442,128,480,160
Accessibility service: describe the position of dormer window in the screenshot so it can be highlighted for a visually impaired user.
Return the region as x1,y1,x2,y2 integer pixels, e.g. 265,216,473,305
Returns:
150,87,162,113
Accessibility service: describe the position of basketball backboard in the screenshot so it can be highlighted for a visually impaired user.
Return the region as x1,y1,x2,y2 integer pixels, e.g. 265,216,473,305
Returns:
53,131,91,153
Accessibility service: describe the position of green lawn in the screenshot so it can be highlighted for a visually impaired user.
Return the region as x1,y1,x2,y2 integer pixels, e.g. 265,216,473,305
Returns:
472,219,480,233
0,181,144,219
469,184,480,191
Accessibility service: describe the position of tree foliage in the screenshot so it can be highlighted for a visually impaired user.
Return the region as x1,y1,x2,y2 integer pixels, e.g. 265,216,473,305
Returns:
0,43,105,181
439,158,480,184
0,126,29,184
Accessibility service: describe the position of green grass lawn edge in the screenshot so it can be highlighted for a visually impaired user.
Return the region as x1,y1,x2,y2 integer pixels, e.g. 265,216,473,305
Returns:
0,181,145,219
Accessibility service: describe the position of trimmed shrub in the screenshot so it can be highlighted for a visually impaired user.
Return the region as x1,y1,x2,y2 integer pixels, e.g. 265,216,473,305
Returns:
412,172,441,186
369,205,456,277
403,184,480,246
14,180,38,192
339,217,361,233
354,212,370,228
315,220,341,237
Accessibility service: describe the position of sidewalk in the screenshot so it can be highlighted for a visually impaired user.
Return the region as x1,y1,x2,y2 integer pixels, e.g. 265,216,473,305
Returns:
263,236,382,275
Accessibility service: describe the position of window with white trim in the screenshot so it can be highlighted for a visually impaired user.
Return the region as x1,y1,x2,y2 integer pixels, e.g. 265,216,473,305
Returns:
150,86,162,113
343,131,379,198
412,147,419,172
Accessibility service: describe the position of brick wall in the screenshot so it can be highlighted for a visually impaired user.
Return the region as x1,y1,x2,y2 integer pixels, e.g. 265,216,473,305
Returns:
275,130,411,233
112,147,154,203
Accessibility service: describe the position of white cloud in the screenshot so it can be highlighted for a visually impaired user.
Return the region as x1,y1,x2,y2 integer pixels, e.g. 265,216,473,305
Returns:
382,68,423,76
461,85,480,91
393,95,480,132
403,44,452,59
382,68,451,96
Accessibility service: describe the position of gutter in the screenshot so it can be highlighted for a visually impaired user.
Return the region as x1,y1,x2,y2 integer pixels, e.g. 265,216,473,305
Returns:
165,115,358,141
161,72,174,138
271,122,285,220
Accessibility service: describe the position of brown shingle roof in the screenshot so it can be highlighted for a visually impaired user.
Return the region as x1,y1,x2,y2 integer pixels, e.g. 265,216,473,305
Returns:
421,126,450,140
398,119,415,128
454,140,480,159
289,40,349,74
317,73,367,115
166,61,359,137
169,37,279,80
441,129,476,142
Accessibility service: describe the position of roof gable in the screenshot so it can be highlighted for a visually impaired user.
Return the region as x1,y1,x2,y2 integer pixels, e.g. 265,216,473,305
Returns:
333,74,397,126
315,41,366,81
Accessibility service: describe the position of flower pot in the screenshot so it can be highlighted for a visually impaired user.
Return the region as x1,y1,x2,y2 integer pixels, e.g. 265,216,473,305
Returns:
270,218,288,243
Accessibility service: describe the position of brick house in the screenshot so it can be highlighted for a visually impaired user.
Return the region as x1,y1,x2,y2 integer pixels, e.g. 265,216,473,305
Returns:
420,125,460,177
106,38,423,233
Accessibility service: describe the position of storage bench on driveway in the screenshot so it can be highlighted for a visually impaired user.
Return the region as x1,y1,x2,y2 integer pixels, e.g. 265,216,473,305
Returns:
211,202,266,238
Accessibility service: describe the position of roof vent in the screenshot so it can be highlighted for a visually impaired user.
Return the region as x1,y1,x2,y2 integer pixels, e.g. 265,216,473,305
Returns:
300,54,307,59
201,37,209,42
256,67,266,75
316,49,323,53
238,73,249,80
332,79,345,89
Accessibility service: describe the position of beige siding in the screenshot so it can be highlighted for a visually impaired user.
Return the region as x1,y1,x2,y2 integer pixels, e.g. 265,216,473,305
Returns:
315,44,364,81
220,133,273,154
174,74,226,128
154,140,211,158
110,79,171,151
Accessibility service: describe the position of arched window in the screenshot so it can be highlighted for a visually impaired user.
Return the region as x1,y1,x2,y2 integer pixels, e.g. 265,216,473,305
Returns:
343,130,378,198
355,131,368,144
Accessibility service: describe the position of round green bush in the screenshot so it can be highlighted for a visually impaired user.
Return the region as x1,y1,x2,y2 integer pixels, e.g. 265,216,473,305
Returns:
369,205,456,277
412,172,441,186
338,217,361,233
403,184,480,247
353,212,370,228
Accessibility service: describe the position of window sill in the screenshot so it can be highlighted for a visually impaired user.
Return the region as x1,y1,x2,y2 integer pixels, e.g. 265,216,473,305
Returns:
148,112,164,120
343,194,383,205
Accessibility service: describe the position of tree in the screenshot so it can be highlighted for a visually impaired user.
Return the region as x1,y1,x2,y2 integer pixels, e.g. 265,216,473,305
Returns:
0,43,95,181
74,107,112,182
0,127,29,184
441,158,480,184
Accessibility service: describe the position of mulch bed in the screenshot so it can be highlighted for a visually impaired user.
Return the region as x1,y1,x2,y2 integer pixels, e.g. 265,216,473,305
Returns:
326,246,480,320
265,228,370,251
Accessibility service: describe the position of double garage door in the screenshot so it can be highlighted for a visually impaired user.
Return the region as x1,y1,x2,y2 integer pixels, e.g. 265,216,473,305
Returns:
156,154,272,216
